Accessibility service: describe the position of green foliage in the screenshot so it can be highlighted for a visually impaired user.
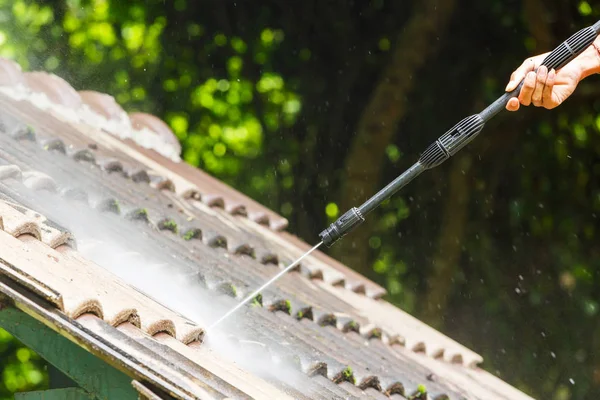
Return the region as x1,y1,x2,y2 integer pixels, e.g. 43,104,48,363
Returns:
0,328,48,398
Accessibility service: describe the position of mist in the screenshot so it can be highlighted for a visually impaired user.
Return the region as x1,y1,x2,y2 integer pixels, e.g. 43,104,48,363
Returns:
0,133,315,394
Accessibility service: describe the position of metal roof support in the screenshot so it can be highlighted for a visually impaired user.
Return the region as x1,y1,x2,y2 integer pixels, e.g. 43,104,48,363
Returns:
0,305,138,399
15,388,93,400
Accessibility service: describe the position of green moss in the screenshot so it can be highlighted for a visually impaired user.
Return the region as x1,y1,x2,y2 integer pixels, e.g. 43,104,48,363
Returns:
100,199,121,214
408,384,428,399
284,300,291,314
251,293,263,307
343,366,352,378
129,208,149,221
369,328,382,339
338,366,355,385
217,283,237,297
24,125,36,140
183,228,201,241
159,218,178,233
268,299,291,314
319,314,337,327
296,310,304,319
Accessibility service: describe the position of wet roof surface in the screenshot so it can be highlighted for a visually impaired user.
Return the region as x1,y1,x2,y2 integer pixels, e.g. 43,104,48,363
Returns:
0,58,533,400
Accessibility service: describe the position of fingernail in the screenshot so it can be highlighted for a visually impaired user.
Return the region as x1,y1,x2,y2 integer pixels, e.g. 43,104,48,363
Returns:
505,82,513,91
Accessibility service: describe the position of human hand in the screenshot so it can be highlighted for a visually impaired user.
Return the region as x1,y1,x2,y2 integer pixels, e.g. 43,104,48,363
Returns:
504,53,582,111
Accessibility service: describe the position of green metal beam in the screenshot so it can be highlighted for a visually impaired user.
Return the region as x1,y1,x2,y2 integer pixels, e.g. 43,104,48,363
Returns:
15,388,93,400
0,306,138,400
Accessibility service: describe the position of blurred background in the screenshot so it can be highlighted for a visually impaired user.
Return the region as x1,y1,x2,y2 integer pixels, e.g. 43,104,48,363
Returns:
0,0,599,399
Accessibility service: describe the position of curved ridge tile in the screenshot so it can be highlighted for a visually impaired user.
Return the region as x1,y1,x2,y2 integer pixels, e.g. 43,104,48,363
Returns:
57,246,206,347
145,319,177,338
203,231,228,248
97,157,124,173
129,112,181,156
339,318,361,334
79,90,127,121
0,165,22,180
67,147,96,163
332,367,356,385
68,299,105,320
0,201,42,240
363,327,383,341
385,382,406,396
124,167,150,183
306,362,328,378
316,312,337,327
24,71,82,109
93,197,121,214
39,224,72,249
149,173,176,192
248,211,269,225
257,249,279,265
200,194,225,208
232,242,255,258
21,171,58,192
0,57,25,87
358,376,382,392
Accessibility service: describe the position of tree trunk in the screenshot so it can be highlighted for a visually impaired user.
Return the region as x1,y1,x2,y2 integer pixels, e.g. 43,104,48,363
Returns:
423,154,472,326
333,0,457,274
524,0,554,51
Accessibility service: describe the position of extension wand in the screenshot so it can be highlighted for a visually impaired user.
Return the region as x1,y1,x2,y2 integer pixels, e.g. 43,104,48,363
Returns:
209,20,600,330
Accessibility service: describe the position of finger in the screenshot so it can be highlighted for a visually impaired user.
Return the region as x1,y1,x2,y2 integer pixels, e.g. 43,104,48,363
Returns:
506,58,536,92
531,66,548,107
506,97,520,111
542,69,556,108
519,71,537,106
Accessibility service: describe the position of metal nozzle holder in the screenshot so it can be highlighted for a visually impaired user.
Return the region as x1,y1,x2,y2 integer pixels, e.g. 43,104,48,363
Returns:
319,207,364,247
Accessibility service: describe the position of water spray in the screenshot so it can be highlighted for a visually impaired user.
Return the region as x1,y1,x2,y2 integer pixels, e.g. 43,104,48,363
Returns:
209,20,600,330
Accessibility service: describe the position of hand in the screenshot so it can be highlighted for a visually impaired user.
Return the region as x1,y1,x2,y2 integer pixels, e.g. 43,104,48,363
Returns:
504,53,582,111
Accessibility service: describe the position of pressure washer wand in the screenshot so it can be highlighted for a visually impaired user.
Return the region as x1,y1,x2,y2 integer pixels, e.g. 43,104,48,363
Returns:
208,21,600,330
319,20,600,247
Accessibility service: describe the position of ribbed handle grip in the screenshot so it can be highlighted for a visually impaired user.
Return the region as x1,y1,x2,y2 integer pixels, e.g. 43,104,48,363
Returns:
540,26,598,71
419,114,484,169
480,22,600,122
